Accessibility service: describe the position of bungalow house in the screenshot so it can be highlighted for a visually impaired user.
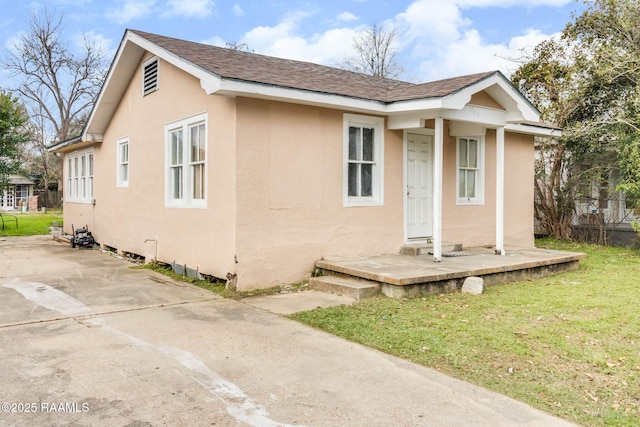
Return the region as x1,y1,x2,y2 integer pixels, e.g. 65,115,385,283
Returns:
50,30,559,290
1,174,35,211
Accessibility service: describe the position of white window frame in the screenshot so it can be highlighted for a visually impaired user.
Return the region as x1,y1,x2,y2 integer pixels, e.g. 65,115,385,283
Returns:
65,148,94,204
343,114,384,207
456,136,484,205
117,137,129,188
164,113,208,208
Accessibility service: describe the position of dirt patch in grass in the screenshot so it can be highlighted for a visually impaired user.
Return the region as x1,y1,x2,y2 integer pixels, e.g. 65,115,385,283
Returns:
291,239,640,426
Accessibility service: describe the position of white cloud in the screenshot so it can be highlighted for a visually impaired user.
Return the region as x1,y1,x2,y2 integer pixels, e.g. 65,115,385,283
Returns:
229,0,565,82
232,4,243,17
3,30,24,55
396,0,563,80
242,10,357,64
455,0,572,6
106,0,214,23
200,35,227,47
162,0,214,18
105,0,157,25
337,12,358,22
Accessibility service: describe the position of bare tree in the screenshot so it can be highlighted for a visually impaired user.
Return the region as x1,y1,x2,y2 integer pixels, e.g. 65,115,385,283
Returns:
2,7,108,188
339,22,404,79
225,41,253,52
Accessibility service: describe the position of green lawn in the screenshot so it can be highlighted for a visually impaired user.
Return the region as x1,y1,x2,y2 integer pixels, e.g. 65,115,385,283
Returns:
0,211,63,236
291,239,640,427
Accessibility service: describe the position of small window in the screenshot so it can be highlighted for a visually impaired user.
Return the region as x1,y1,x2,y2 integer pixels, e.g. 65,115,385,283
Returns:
456,137,484,204
65,148,94,204
165,113,207,208
88,153,94,199
343,114,384,206
143,57,159,96
117,137,129,187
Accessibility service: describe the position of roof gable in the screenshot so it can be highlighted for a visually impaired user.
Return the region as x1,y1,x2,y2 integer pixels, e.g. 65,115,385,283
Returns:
83,29,542,142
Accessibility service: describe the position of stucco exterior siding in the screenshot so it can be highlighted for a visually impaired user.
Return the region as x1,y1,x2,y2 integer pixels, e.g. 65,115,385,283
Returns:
503,132,535,247
441,125,497,247
87,57,237,279
439,125,534,248
62,202,96,234
234,98,405,289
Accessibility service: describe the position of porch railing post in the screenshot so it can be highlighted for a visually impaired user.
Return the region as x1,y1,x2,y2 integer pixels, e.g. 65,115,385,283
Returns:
433,117,444,262
496,126,505,255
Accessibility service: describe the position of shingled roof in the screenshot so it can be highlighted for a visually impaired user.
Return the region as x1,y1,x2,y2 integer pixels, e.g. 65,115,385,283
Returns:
72,29,553,144
131,30,496,104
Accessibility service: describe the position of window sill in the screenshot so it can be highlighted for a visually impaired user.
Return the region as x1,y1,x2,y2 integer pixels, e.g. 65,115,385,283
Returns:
344,197,383,207
456,199,484,206
64,199,94,205
164,201,207,209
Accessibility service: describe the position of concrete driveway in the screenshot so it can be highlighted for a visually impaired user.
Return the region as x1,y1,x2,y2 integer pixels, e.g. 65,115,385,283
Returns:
0,236,576,426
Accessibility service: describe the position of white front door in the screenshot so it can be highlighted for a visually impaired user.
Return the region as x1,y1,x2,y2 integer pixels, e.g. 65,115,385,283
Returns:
406,133,433,239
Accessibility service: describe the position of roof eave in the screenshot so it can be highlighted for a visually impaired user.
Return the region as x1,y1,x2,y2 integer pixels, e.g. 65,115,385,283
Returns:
215,78,391,114
48,138,97,154
505,122,561,137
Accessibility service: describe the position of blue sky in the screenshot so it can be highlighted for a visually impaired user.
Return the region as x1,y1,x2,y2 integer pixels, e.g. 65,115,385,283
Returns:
0,0,585,83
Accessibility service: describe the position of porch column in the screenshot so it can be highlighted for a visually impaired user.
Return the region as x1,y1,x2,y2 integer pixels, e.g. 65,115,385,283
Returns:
433,117,444,262
496,126,505,255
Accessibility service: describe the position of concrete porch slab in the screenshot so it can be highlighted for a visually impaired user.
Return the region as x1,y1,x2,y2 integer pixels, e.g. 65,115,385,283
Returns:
316,246,586,298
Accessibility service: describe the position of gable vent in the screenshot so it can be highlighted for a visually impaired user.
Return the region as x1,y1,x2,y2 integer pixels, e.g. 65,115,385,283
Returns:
143,58,158,96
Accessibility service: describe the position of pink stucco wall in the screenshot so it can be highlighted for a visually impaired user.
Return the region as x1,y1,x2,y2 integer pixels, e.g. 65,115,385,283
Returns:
233,99,405,288
65,55,238,280
440,127,534,248
63,54,535,290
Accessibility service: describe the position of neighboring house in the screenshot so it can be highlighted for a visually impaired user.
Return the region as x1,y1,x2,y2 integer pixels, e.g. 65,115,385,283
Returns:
575,163,637,225
0,174,35,211
573,163,638,246
50,30,559,290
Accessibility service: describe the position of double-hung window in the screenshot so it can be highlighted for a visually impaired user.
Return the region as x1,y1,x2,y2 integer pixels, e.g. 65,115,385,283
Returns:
65,148,94,203
165,113,207,207
457,136,484,204
117,137,129,187
343,114,384,206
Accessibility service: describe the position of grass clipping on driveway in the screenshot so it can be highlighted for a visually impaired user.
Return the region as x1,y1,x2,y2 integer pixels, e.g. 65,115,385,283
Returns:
291,239,640,427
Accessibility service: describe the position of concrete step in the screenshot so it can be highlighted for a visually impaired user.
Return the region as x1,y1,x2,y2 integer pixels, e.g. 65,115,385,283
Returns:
309,275,380,300
400,242,462,256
